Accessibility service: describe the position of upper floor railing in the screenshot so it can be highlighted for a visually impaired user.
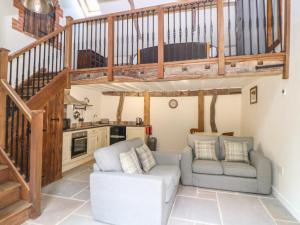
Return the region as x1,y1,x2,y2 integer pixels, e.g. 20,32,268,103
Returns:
69,0,290,79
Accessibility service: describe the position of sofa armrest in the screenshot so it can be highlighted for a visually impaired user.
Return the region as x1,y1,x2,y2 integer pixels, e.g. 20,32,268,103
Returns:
250,151,272,194
152,151,180,166
180,146,193,185
90,172,165,225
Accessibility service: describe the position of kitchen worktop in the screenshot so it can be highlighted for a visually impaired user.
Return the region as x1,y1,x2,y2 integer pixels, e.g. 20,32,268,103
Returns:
63,121,150,132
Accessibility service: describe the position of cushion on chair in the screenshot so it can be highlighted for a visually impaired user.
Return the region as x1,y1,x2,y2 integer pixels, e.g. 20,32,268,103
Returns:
94,141,130,172
136,144,156,172
219,136,254,160
222,161,257,178
194,140,217,160
120,148,143,174
224,140,249,163
187,134,221,159
147,165,180,203
192,160,223,175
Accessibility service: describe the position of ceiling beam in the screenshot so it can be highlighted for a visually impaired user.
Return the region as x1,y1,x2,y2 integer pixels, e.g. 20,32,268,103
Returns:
102,88,242,97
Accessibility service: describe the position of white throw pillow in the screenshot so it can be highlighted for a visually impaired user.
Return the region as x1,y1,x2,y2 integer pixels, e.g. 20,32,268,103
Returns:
135,144,156,172
119,148,143,174
224,140,249,163
194,140,217,160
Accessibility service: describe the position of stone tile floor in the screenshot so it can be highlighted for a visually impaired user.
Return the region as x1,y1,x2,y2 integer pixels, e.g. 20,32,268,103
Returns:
23,162,299,225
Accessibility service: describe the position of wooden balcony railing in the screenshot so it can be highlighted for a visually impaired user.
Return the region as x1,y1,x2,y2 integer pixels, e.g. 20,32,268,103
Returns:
69,0,291,81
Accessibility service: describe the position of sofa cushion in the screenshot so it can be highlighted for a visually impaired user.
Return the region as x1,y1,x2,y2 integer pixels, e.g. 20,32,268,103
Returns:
136,144,156,172
224,140,249,163
222,161,257,178
195,140,217,161
219,136,253,160
192,160,223,175
120,148,143,174
94,141,129,172
187,134,221,160
126,138,144,150
147,165,180,203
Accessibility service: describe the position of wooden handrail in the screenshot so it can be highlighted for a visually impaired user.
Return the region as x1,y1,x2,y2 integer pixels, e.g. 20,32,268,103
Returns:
0,79,32,122
8,25,67,61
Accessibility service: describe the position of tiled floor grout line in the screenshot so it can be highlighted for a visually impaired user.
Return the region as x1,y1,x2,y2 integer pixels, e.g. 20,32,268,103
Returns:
41,193,86,202
70,184,90,199
216,192,224,225
258,197,278,225
171,216,219,225
176,194,217,202
54,200,87,225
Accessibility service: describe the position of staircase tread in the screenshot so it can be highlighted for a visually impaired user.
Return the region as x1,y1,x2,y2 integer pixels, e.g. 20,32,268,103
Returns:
0,165,8,171
0,200,31,221
0,181,21,193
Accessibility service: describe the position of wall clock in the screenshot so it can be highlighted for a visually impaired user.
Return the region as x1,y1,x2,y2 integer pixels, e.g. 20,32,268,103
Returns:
169,99,178,109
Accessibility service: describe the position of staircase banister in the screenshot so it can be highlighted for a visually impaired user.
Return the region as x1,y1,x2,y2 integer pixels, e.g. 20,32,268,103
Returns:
8,25,68,61
0,79,32,122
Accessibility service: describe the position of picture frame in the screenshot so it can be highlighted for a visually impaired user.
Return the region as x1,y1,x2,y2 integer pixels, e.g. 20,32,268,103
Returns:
250,86,258,104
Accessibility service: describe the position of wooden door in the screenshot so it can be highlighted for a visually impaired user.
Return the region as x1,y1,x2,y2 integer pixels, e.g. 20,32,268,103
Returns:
42,90,64,186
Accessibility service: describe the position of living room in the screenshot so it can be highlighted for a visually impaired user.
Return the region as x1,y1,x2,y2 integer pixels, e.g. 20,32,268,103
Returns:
0,0,299,225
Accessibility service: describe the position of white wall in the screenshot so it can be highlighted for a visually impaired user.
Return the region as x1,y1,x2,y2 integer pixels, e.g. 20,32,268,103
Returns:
68,90,242,152
241,0,300,219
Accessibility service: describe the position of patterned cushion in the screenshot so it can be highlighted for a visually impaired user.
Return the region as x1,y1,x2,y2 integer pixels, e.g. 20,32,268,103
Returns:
224,140,249,163
194,140,217,160
119,148,143,174
135,144,156,172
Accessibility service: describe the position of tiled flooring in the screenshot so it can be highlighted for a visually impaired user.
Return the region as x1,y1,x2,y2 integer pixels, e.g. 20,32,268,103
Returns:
23,162,299,225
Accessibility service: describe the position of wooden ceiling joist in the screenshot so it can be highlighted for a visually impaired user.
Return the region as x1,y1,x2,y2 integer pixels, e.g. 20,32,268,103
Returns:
102,88,242,97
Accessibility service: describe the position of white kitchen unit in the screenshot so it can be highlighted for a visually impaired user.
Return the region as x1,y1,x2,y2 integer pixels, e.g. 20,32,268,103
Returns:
126,127,146,142
62,127,109,172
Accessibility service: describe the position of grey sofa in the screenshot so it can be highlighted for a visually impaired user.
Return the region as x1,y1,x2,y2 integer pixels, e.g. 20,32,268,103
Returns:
91,138,180,225
181,134,272,194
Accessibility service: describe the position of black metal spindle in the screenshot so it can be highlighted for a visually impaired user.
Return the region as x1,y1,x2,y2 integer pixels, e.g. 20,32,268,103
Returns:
86,22,89,64
25,121,30,181
122,15,124,65
248,0,253,54
60,32,63,70
77,23,81,69
147,11,150,48
209,0,213,56
136,13,139,64
271,1,275,52
90,20,93,66
241,0,246,54
99,19,102,66
179,6,182,43
117,17,119,65
47,39,51,83
9,61,12,85
38,44,41,91
152,10,155,63
63,30,66,68
235,0,238,55
51,38,54,79
191,4,195,59
33,47,36,95
228,0,232,56
104,19,107,64
43,42,46,86
5,96,10,152
173,6,176,60
21,53,25,99
20,114,25,173
73,24,76,69
82,22,85,50
56,36,59,74
255,0,260,54
15,107,20,165
10,100,15,159
127,14,130,65
27,50,31,100
132,14,134,64
278,0,283,51
203,1,207,43
95,20,98,67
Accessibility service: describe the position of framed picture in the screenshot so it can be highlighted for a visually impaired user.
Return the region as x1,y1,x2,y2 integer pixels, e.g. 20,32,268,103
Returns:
250,86,258,104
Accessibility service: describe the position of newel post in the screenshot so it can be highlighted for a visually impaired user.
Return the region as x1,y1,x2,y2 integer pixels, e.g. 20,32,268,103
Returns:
65,16,73,88
29,110,44,218
217,0,225,75
0,48,9,149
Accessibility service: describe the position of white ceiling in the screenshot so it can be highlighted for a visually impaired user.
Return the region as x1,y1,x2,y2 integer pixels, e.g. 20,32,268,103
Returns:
74,76,271,92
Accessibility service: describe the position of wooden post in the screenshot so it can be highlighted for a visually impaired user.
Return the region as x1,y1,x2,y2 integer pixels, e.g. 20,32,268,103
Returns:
29,110,44,218
107,16,115,82
210,93,218,133
65,16,73,89
198,91,204,132
157,7,164,79
217,0,225,75
0,48,9,149
144,92,150,126
116,93,125,123
283,0,291,79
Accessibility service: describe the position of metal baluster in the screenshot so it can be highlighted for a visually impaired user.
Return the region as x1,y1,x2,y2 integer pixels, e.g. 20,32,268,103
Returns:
104,19,107,65
271,1,275,52
21,53,25,99
95,20,98,67
122,15,124,65
20,114,25,174
278,0,283,51
235,0,238,55
179,5,182,43
248,0,253,55
128,14,130,65
173,6,176,60
9,61,12,85
228,0,232,56
10,99,15,159
210,0,213,56
51,38,54,79
77,23,81,69
27,50,31,100
152,10,155,63
63,30,66,68
99,19,102,66
241,0,246,54
60,32,63,70
136,13,139,64
191,4,195,59
167,8,170,62
56,36,59,74
147,11,150,48
203,1,207,43
33,47,36,95
255,0,260,54
73,24,76,69
117,17,119,66
90,20,93,67
132,14,134,64
25,122,30,181
197,3,200,42
47,40,51,83
86,22,89,64
82,22,85,50
5,96,10,152
43,42,46,86
38,44,41,91
15,106,20,166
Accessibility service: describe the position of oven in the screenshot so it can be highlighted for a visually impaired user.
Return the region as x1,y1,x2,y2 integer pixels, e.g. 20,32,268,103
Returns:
71,131,88,158
110,126,126,145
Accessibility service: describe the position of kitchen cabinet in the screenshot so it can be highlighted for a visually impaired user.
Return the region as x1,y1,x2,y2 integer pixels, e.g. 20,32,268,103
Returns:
126,127,146,142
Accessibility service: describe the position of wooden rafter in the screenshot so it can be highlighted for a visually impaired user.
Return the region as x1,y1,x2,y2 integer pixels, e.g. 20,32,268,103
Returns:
116,93,125,123
210,93,218,132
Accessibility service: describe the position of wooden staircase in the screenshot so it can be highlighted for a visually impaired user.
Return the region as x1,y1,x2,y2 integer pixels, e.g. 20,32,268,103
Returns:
0,164,31,225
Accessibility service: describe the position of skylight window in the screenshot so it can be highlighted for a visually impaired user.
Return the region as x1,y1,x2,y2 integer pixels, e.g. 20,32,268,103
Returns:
78,0,101,16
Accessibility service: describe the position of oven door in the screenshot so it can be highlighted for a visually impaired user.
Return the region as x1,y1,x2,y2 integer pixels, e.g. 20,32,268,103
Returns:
71,136,87,159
